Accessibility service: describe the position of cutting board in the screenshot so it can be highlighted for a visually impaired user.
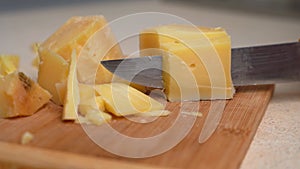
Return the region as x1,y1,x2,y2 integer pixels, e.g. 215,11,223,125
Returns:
0,85,274,169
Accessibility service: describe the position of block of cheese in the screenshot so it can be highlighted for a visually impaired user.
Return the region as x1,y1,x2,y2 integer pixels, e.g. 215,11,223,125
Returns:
0,72,51,118
140,25,235,101
63,51,80,120
0,55,19,77
95,83,164,116
39,16,123,88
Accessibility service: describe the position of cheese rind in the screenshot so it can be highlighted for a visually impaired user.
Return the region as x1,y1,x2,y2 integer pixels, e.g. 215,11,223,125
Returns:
0,72,51,118
140,25,235,101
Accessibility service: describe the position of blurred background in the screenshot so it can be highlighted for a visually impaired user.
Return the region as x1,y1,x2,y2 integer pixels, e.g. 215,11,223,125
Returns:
0,0,299,18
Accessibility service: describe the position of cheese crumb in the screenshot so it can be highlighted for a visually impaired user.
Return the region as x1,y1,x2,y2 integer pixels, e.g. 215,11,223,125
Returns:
21,132,34,145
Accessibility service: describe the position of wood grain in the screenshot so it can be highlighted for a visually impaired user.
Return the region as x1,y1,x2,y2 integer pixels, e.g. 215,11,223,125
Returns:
0,85,274,169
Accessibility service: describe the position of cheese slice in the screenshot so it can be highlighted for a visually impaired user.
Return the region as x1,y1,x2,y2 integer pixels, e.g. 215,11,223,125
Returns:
0,72,51,118
63,51,80,120
95,83,164,116
0,55,19,77
38,48,69,105
140,25,235,101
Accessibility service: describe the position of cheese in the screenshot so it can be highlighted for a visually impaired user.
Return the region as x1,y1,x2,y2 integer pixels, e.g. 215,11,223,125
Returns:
140,25,235,101
95,83,164,116
38,48,69,105
0,55,19,77
78,83,98,100
21,131,34,145
0,72,51,118
75,110,111,126
38,15,124,87
78,83,104,115
31,43,40,69
63,51,80,120
79,96,105,115
85,110,112,125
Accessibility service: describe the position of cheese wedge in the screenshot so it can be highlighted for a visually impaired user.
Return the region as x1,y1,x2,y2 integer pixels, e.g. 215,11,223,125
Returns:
63,51,80,120
0,55,19,77
0,72,51,118
140,25,235,101
95,83,164,116
38,15,123,87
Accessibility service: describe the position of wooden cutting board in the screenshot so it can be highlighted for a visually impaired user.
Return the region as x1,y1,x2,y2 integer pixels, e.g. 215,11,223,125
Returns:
0,85,274,169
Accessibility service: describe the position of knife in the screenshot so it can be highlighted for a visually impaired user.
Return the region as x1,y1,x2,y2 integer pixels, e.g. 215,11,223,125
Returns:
101,41,300,143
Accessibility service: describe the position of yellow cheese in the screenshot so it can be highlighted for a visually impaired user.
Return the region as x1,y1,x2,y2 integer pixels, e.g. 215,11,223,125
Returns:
63,51,80,120
0,55,19,77
31,43,40,69
39,15,124,85
38,48,69,105
79,96,105,115
21,131,34,145
78,83,98,100
140,25,235,101
75,110,111,126
95,83,164,116
85,110,112,125
0,72,51,118
78,83,104,115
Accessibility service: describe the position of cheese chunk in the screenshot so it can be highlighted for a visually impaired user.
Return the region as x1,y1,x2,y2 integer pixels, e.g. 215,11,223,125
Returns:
0,55,19,77
38,15,124,88
63,51,80,120
0,72,51,118
140,25,235,101
95,83,164,116
38,48,69,105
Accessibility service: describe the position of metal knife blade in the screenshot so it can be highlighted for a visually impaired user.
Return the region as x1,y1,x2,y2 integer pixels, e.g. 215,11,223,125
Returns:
101,41,300,88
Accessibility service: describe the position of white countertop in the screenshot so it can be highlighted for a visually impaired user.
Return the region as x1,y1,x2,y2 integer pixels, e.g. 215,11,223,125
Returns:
1,1,299,168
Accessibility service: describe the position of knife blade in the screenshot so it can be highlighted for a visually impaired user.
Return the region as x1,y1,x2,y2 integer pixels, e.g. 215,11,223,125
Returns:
101,41,300,88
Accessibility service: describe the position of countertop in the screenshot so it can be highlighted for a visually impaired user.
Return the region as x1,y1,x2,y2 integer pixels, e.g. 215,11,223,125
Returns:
0,1,299,168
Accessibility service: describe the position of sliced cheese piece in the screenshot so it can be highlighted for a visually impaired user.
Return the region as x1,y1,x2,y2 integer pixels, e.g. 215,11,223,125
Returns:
78,83,105,115
79,96,105,115
0,72,51,118
31,43,40,69
140,25,235,101
95,83,164,116
85,110,112,125
39,15,124,85
38,48,69,105
79,83,98,100
0,55,19,77
55,82,67,104
63,51,80,120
